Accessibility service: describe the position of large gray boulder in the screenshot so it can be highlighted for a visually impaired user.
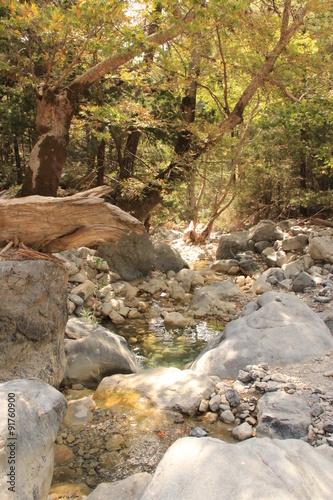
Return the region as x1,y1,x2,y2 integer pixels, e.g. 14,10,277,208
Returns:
153,243,188,273
0,260,68,388
62,320,139,389
256,392,312,439
98,231,154,281
0,378,67,500
140,437,333,499
190,292,333,378
248,220,277,242
94,367,215,415
216,231,249,259
87,473,152,500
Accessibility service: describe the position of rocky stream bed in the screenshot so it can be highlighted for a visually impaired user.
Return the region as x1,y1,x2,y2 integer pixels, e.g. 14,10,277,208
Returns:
0,218,333,499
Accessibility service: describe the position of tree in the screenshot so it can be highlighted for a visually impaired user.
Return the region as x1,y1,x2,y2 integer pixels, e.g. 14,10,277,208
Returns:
1,0,196,196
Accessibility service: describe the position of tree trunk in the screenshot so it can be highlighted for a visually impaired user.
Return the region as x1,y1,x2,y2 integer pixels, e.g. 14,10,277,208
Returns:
13,136,23,184
119,130,141,180
20,89,74,197
96,138,106,186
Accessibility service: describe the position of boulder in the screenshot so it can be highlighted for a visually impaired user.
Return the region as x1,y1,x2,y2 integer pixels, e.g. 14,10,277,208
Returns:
0,378,67,499
216,231,249,260
282,234,308,252
140,437,333,500
98,232,154,281
291,271,316,292
62,320,139,389
256,392,311,439
0,260,68,388
94,367,216,415
153,243,188,273
87,473,152,500
190,292,333,378
248,220,277,242
210,259,239,273
164,312,189,328
62,397,96,429
309,236,333,264
191,281,240,313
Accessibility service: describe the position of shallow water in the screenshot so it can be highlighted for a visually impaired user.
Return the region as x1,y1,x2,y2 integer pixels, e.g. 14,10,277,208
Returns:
103,316,224,368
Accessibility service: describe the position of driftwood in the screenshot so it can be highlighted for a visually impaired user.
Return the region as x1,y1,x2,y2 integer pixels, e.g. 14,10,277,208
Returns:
0,186,145,253
309,217,333,228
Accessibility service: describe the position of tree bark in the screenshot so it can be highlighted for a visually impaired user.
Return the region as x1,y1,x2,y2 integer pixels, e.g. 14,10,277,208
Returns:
20,89,74,196
119,130,141,180
0,186,145,252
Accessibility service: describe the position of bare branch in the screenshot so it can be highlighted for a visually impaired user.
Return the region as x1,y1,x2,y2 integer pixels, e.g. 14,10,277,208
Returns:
268,78,303,103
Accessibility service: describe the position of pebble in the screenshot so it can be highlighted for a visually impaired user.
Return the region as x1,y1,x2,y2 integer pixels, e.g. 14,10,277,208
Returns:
189,426,208,438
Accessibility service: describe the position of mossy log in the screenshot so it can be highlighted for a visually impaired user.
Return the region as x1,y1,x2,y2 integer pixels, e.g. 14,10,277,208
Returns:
0,186,145,253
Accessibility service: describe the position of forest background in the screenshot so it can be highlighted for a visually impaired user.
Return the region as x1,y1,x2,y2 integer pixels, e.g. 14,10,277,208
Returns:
0,0,332,241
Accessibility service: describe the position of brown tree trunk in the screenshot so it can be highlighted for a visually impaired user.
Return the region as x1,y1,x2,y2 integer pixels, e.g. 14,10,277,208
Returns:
119,130,141,180
96,138,106,186
20,89,74,197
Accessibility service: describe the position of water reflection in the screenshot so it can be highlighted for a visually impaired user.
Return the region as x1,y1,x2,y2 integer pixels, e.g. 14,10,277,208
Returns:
102,318,224,368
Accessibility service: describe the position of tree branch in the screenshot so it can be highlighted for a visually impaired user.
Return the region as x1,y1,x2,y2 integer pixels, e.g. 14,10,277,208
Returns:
68,10,195,96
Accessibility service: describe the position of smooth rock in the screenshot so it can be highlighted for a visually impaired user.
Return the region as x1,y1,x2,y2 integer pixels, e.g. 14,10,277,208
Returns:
87,472,152,500
94,367,215,416
164,312,189,328
140,437,333,499
292,271,316,292
0,379,67,499
190,292,333,378
62,397,96,429
153,243,188,273
248,220,277,242
309,236,333,264
231,422,253,441
62,321,138,389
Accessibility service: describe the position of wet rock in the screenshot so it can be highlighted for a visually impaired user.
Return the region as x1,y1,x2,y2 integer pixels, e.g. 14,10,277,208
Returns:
94,367,215,416
63,397,96,429
189,426,208,438
219,410,235,424
164,312,189,328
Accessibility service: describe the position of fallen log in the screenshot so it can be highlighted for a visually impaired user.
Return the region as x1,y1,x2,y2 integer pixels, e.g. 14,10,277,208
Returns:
0,187,146,253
